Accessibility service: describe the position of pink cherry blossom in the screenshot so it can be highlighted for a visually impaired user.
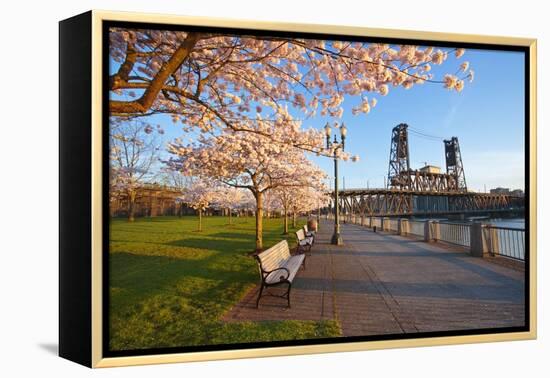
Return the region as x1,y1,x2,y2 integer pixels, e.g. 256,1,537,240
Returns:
109,29,473,153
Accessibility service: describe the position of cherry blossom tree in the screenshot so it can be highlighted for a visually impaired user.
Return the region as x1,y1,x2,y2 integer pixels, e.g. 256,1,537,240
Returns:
212,186,246,225
109,29,473,153
164,170,193,216
273,184,330,232
110,121,162,221
262,189,281,219
273,187,294,235
165,126,326,250
288,187,331,227
235,190,256,219
180,179,215,232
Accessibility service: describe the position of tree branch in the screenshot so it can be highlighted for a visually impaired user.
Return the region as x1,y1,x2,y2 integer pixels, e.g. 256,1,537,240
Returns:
110,32,201,115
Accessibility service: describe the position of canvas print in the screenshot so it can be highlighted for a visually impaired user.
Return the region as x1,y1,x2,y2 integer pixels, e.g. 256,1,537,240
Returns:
106,24,527,355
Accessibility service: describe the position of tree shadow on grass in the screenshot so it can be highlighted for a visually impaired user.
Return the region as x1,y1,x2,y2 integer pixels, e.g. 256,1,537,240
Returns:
167,237,255,254
108,251,261,350
109,256,340,351
110,251,257,306
208,232,255,240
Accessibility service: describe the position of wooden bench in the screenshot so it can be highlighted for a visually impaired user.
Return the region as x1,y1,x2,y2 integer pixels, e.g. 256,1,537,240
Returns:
296,228,314,254
254,240,305,308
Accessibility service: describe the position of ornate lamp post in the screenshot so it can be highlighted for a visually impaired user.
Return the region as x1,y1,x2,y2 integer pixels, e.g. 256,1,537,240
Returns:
324,122,347,245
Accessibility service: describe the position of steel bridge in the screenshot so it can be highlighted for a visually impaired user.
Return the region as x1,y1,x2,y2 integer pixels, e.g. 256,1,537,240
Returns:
331,124,525,217
334,188,524,218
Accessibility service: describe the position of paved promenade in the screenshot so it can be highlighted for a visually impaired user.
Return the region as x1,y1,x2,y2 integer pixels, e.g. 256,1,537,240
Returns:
223,220,525,336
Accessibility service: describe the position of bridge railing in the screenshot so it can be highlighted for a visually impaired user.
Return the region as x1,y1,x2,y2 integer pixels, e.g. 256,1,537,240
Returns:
369,217,379,229
325,213,525,261
438,222,471,248
483,225,525,261
408,220,425,238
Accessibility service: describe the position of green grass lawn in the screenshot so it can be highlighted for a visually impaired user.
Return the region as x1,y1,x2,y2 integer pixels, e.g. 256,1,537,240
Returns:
109,215,341,351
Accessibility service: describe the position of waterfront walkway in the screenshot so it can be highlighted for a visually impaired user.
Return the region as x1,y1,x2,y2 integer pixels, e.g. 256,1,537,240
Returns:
223,220,525,335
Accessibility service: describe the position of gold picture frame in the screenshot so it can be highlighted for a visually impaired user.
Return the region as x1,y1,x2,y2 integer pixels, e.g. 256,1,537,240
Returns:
59,9,537,368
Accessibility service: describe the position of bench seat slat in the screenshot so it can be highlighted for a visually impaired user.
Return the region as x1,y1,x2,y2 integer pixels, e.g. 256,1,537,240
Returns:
283,255,304,282
264,254,304,284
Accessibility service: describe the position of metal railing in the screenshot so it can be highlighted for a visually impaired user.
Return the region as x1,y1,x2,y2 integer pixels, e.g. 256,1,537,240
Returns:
438,222,471,248
483,225,525,261
324,214,526,261
409,220,424,237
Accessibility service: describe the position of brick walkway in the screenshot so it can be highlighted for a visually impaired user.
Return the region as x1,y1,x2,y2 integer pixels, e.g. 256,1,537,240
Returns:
223,220,525,336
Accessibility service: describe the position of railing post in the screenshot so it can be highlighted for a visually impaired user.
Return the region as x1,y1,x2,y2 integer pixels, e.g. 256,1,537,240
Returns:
398,218,409,235
486,224,500,255
431,221,440,241
382,217,390,231
424,220,432,242
470,223,489,257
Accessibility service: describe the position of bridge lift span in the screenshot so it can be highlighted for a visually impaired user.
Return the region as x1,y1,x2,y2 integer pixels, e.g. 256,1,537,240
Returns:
387,123,467,193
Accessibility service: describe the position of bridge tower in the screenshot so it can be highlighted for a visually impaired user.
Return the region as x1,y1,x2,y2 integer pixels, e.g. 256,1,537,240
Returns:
387,123,411,189
444,137,467,192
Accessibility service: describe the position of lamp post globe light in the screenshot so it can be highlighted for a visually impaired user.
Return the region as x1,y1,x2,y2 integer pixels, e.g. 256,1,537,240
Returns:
325,121,346,245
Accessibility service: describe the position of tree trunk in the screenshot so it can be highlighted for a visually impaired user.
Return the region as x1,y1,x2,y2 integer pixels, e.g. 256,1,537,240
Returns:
127,190,137,222
228,208,232,225
255,191,263,251
198,209,202,232
283,207,288,234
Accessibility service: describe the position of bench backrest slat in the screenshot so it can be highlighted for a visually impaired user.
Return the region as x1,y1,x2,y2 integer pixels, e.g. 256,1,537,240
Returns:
296,228,306,241
257,240,290,272
304,224,309,232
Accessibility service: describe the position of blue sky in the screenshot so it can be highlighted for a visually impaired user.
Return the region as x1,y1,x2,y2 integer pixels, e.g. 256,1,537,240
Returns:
309,48,526,192
111,44,525,192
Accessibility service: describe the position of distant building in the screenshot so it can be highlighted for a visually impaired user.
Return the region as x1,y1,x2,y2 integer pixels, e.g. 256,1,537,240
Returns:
419,165,442,174
490,187,510,194
511,189,525,197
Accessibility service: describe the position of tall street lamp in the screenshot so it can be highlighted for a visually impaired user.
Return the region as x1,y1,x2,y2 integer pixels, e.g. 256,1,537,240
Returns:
324,122,347,245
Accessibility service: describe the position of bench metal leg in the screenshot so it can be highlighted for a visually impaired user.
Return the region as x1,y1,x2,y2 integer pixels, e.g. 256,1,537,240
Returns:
256,284,264,308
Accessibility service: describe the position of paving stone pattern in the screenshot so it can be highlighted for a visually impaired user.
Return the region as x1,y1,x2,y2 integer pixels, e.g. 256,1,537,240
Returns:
223,221,525,336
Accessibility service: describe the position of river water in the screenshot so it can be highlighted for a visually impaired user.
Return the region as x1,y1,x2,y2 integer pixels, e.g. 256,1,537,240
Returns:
411,217,526,230
481,218,525,229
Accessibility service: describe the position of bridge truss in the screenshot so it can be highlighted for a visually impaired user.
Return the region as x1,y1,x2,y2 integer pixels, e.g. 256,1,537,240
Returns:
335,189,524,217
